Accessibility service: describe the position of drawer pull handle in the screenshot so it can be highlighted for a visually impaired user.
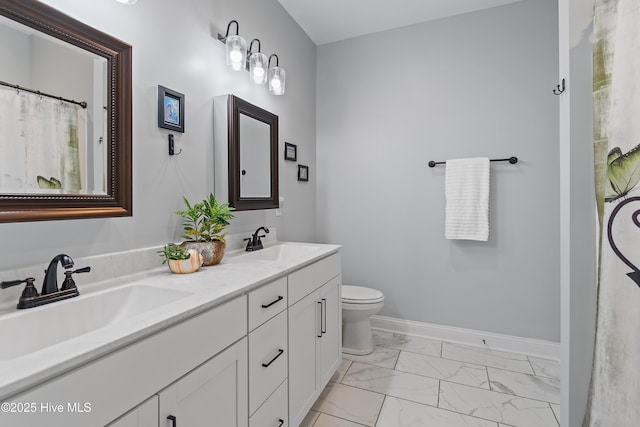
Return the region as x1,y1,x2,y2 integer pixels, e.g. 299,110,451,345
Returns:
317,301,323,337
277,419,285,427
167,415,177,427
321,298,327,334
262,348,284,367
261,295,284,308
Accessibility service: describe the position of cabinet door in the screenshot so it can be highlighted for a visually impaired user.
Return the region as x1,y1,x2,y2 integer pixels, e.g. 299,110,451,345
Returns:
288,290,320,426
106,396,158,427
159,337,248,427
319,276,342,388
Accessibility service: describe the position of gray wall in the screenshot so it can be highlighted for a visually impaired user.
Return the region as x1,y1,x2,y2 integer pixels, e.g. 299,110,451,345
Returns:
316,0,560,341
0,0,317,270
0,24,30,86
564,0,597,423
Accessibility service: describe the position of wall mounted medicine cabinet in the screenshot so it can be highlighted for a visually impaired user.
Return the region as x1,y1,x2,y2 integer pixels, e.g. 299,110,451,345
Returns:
214,95,279,210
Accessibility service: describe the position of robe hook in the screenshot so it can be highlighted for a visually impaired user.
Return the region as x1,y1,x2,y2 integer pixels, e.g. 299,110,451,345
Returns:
168,134,182,156
553,78,566,95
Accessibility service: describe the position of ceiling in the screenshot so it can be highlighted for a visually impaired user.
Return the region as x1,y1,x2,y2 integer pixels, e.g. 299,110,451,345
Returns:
276,0,522,45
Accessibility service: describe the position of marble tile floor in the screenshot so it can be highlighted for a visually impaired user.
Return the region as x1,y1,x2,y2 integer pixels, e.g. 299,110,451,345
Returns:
302,330,560,427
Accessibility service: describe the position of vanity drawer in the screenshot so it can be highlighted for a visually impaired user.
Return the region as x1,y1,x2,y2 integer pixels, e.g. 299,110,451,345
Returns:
249,310,288,415
288,253,341,305
248,277,288,331
250,379,288,427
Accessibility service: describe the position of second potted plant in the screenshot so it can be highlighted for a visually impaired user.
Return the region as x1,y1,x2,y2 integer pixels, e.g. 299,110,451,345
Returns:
159,244,203,274
175,193,234,266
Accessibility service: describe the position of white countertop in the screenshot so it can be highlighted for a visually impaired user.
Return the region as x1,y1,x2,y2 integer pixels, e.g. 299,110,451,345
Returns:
0,242,340,401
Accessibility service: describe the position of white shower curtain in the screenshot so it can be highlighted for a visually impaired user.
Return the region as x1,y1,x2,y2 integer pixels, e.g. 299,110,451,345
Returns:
0,86,87,193
587,0,640,424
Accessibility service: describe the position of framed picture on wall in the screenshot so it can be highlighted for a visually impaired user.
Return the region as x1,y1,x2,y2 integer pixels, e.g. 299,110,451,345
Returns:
158,85,185,133
285,142,297,161
298,164,309,182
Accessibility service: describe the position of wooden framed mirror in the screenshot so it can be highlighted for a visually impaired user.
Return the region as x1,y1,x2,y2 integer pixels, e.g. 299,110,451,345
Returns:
0,0,132,222
226,95,279,210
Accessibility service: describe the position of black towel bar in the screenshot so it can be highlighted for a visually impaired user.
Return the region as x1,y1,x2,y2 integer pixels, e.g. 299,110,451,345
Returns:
428,157,518,168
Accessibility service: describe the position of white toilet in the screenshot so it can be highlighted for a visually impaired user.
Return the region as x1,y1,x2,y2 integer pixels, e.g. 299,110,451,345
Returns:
341,285,385,355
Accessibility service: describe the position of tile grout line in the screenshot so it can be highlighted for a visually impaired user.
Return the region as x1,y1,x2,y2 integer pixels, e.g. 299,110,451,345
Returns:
550,402,561,427
350,357,491,394
373,394,387,427
486,365,492,391
394,393,510,426
526,354,537,376
439,378,561,406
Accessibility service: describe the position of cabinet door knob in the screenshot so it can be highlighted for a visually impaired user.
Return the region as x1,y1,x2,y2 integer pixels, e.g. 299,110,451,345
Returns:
262,348,284,367
261,295,284,308
167,414,177,427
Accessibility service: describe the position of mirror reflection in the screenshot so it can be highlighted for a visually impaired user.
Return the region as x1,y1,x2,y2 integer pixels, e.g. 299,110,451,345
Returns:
239,113,271,198
0,14,107,196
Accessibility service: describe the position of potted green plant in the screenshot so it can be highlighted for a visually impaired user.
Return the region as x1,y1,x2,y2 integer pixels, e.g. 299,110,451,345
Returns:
159,243,203,274
175,193,234,266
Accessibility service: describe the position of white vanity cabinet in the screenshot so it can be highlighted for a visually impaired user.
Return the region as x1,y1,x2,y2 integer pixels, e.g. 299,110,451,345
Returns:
1,296,248,427
107,397,158,427
0,246,342,427
158,338,248,427
108,339,248,427
248,277,289,425
288,254,342,427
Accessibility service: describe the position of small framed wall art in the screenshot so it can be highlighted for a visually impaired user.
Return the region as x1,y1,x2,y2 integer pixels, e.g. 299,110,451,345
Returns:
298,164,309,182
284,142,297,161
158,85,185,133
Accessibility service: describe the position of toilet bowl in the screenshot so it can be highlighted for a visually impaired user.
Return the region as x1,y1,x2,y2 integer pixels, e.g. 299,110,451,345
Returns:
341,285,384,355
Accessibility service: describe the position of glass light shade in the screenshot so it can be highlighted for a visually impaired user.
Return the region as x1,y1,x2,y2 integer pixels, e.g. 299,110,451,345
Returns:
268,66,286,95
115,0,137,3
225,35,247,71
249,52,268,85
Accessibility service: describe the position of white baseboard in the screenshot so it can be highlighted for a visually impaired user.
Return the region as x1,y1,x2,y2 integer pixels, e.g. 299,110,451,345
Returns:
370,315,560,360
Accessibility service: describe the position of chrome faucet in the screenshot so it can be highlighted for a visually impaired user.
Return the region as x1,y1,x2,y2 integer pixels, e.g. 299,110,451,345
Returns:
245,226,270,251
43,254,74,294
1,254,90,309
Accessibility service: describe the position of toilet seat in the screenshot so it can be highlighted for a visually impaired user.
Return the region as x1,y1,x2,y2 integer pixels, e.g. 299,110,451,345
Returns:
342,285,384,304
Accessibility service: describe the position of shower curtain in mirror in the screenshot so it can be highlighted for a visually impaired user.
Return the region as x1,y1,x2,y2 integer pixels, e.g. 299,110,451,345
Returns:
588,0,640,424
0,86,87,193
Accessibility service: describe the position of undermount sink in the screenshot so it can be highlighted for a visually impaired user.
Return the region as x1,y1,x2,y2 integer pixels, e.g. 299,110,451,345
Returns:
234,243,322,262
0,285,192,361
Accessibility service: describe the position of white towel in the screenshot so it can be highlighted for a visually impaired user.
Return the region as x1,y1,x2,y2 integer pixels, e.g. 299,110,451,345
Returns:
445,157,490,241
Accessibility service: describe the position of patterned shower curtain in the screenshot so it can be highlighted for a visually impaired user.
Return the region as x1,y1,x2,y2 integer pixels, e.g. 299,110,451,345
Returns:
0,86,87,193
587,0,640,424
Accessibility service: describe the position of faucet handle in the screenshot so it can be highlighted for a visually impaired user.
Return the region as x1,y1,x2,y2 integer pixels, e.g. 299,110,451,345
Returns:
244,237,254,251
1,277,35,289
1,278,39,303
72,266,91,274
61,266,91,291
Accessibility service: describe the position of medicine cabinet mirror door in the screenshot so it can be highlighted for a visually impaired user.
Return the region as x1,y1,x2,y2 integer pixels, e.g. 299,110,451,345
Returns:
0,0,132,222
228,95,279,210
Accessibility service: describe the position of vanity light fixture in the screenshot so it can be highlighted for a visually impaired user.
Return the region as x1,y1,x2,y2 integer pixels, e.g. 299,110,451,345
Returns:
219,20,247,71
248,39,268,85
268,54,286,96
115,0,138,4
217,21,286,95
